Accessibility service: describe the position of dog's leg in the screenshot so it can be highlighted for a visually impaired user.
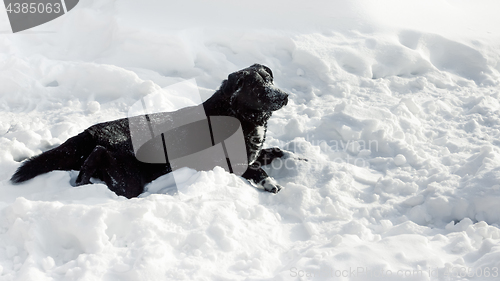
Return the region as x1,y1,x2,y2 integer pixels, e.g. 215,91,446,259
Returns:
76,146,143,198
254,147,308,167
76,145,108,186
253,147,285,166
242,163,283,193
244,147,287,193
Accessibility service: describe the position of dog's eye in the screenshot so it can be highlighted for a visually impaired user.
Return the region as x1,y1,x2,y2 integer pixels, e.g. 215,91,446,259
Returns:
262,66,273,79
257,72,272,83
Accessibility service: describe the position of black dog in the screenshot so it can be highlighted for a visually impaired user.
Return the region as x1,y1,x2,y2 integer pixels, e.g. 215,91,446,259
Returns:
11,64,289,198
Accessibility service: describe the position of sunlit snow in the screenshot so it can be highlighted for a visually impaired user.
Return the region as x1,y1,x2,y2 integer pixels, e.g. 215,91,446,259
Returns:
1,0,500,280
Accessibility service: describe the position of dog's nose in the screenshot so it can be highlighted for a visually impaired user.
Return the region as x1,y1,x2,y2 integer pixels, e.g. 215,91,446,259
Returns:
277,88,289,99
275,89,289,106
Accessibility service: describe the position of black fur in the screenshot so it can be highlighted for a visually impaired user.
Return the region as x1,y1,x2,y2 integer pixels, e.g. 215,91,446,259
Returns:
10,64,289,198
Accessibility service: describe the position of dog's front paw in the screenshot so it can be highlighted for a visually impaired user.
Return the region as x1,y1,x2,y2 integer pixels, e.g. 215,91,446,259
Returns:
279,150,308,162
259,177,283,194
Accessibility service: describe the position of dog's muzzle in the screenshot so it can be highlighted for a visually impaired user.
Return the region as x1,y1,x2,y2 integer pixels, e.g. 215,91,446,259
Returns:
266,86,289,111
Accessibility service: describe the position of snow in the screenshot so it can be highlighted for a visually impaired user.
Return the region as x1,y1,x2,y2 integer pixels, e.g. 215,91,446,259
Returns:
1,0,500,280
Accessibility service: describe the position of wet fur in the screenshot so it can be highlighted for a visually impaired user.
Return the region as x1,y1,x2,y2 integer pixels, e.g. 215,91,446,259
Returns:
10,64,289,198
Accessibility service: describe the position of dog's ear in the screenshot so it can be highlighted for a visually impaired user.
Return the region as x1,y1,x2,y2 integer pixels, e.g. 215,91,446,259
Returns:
220,72,244,96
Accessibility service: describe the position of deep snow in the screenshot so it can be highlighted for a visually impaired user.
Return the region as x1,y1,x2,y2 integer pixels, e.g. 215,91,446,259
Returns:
1,0,500,280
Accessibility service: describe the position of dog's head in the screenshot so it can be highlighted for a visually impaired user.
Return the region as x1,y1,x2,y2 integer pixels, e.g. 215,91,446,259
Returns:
222,64,289,113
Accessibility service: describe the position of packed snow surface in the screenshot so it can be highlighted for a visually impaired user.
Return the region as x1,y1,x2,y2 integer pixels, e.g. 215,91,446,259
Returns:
1,0,500,280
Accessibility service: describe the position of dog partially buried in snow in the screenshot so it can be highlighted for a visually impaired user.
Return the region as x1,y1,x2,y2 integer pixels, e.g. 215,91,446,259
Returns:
11,64,289,198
